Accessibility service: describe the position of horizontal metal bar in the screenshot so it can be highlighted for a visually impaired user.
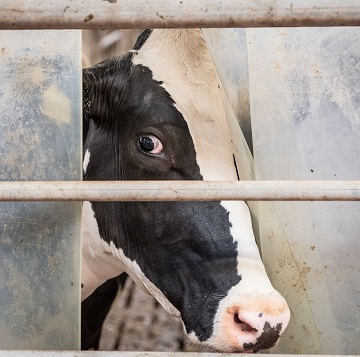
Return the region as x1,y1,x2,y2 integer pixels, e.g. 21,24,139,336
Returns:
1,353,336,357
0,353,258,357
0,0,359,29
0,181,359,202
1,353,359,357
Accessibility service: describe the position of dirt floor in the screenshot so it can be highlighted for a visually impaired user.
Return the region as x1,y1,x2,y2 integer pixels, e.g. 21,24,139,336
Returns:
99,278,203,352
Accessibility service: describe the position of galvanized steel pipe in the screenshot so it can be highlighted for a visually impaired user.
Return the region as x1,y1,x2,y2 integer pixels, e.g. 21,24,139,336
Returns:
0,0,359,29
0,181,359,202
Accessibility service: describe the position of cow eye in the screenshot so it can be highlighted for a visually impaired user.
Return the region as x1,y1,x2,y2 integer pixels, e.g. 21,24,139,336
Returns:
139,135,163,154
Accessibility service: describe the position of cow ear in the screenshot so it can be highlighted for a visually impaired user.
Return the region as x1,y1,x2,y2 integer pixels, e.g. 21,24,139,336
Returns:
83,69,94,143
132,29,153,51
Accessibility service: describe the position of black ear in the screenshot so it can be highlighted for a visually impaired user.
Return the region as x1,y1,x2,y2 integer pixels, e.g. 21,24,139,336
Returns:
132,29,153,51
82,52,136,146
83,63,108,142
82,68,94,144
82,30,150,143
82,64,107,143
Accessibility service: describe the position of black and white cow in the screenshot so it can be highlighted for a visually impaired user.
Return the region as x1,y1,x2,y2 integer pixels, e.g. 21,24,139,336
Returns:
81,29,290,352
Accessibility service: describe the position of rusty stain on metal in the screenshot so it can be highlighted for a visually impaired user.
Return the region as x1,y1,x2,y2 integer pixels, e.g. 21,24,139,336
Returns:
84,14,94,22
156,12,165,20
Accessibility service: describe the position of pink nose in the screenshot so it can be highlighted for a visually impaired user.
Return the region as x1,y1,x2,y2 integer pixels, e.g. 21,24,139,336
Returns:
222,294,290,352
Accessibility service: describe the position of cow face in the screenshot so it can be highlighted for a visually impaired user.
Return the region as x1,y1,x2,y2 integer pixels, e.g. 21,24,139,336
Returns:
82,29,290,352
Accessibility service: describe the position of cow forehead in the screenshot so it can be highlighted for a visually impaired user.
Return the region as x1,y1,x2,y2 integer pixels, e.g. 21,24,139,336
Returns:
132,29,237,181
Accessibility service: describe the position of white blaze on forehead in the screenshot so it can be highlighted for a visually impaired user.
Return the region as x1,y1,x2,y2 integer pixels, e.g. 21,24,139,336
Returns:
132,29,236,181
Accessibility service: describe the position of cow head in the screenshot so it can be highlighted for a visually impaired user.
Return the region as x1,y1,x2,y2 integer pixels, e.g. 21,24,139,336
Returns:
82,29,290,352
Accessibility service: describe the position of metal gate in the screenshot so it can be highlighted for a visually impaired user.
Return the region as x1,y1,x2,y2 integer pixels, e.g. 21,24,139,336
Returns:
0,1,359,355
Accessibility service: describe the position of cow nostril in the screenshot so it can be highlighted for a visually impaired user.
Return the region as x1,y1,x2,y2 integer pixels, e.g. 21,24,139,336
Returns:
234,313,258,332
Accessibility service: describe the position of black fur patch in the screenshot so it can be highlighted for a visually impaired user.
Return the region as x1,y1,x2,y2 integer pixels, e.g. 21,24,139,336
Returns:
244,322,283,352
133,29,153,50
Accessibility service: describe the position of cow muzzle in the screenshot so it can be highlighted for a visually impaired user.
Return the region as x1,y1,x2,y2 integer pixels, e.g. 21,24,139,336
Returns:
207,290,291,353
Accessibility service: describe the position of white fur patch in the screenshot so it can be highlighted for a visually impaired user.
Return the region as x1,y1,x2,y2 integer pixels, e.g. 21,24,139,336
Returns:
83,149,91,174
222,201,262,263
81,201,125,300
133,29,237,182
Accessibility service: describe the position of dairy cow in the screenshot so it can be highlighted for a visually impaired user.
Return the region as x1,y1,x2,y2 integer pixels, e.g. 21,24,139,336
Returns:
81,29,290,352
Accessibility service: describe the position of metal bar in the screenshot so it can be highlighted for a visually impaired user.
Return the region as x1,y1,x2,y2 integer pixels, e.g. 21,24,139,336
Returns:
0,0,359,29
0,181,359,202
2,353,329,357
